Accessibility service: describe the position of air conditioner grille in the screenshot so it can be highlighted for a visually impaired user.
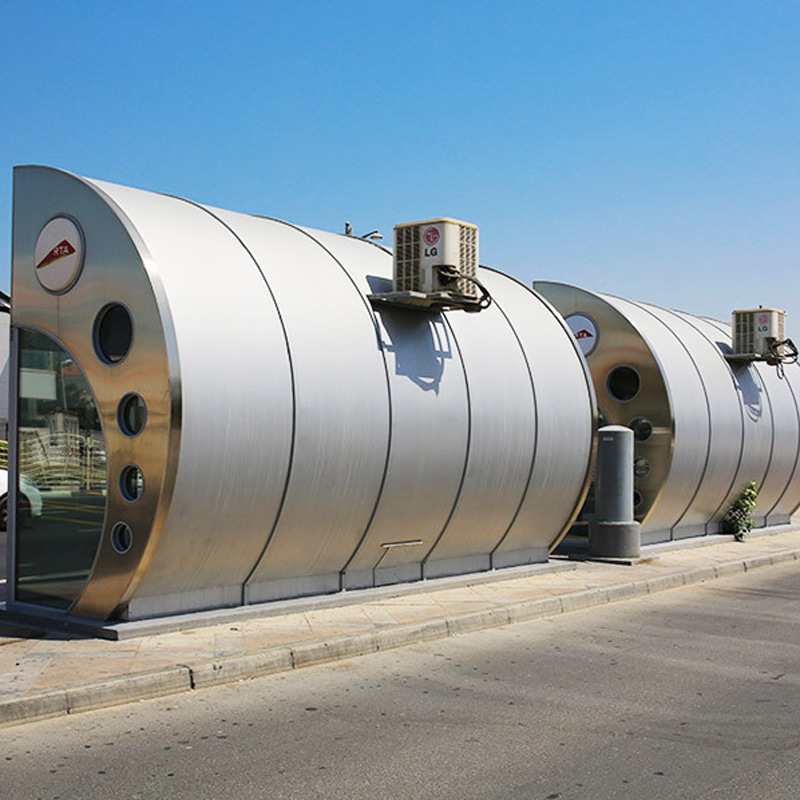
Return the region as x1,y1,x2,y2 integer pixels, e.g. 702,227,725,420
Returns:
734,313,755,355
458,225,478,298
394,225,421,292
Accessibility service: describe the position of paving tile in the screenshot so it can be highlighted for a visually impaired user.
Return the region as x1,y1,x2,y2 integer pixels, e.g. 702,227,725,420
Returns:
28,656,141,691
360,605,404,626
0,654,52,694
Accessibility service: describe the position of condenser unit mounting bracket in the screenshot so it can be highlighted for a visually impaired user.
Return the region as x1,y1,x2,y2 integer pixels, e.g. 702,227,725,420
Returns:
367,290,484,313
724,353,763,364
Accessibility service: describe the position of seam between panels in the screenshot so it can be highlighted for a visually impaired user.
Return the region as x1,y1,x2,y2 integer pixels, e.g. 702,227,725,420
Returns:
639,303,714,534
174,200,298,601
677,313,746,524
705,317,774,505
596,292,678,536
765,367,800,519
755,366,777,511
485,283,539,562
527,282,598,548
710,320,775,484
254,218,394,590
420,313,472,570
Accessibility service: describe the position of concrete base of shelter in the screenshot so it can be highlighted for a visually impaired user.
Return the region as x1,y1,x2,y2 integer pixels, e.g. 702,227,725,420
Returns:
0,559,577,641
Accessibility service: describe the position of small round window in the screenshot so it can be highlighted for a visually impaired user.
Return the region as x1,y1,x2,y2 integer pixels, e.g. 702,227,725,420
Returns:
94,303,133,364
607,366,641,403
633,490,643,509
119,465,144,502
634,457,652,480
118,394,147,437
629,417,653,442
111,522,133,554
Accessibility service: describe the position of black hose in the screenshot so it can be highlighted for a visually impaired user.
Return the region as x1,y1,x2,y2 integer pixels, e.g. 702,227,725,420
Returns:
435,266,492,309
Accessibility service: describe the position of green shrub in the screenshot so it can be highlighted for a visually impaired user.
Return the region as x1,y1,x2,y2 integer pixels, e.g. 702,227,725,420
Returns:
722,482,759,540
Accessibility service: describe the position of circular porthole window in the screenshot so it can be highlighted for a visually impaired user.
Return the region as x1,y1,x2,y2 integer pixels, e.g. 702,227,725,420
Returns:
634,457,652,480
118,394,147,437
111,522,133,554
119,465,144,502
94,303,133,364
633,490,642,509
607,365,641,403
629,417,653,442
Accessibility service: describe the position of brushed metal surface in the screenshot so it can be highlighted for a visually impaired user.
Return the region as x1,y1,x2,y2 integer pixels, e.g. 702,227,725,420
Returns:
701,317,792,528
421,275,536,577
673,313,773,527
486,273,596,564
753,363,799,524
11,167,177,619
665,309,746,533
536,283,674,543
215,219,392,604
599,293,710,539
539,282,800,544
606,296,718,538
11,170,596,621
89,184,295,617
316,238,469,589
767,360,800,521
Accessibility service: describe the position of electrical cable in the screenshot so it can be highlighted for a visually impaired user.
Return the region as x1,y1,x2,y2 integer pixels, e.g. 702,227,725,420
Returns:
768,337,798,380
434,265,492,310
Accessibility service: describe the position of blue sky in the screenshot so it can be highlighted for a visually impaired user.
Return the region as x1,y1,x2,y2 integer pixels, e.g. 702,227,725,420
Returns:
2,1,799,327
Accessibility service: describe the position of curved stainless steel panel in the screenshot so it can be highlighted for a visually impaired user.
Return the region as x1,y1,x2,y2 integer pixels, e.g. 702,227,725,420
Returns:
535,282,674,543
88,182,295,618
666,309,745,532
600,294,709,538
306,233,469,590
628,300,746,537
422,278,537,578
207,218,392,603
486,273,596,564
672,314,773,526
12,167,177,619
540,282,800,542
769,361,800,520
704,319,780,527
754,363,800,524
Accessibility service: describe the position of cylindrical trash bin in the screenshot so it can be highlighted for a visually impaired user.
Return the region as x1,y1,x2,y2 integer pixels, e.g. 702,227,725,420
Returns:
589,425,641,558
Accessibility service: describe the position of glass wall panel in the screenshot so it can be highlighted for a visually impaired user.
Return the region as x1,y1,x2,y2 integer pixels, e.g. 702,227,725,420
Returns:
14,329,107,609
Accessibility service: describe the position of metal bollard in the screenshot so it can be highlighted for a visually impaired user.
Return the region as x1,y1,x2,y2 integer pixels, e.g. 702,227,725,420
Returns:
589,425,641,558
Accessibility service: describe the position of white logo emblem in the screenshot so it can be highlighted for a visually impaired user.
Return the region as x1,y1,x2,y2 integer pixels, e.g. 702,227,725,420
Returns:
566,313,599,356
34,217,84,294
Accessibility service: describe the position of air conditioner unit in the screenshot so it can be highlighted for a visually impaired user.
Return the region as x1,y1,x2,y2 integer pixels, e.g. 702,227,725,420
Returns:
368,218,485,312
394,218,479,299
732,308,785,358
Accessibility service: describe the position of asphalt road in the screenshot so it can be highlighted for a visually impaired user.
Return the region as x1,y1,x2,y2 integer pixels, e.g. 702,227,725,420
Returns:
3,561,800,800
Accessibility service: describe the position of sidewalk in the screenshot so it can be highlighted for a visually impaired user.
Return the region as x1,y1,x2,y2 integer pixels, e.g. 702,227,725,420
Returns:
2,527,799,728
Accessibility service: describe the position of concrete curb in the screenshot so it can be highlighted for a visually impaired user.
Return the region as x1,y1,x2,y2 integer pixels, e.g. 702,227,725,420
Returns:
2,547,798,729
0,668,193,728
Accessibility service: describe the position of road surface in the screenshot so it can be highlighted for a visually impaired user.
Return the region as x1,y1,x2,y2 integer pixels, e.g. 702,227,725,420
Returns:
3,560,799,799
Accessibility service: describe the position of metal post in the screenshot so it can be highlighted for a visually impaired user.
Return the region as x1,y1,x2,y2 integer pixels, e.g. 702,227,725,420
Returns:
6,325,19,603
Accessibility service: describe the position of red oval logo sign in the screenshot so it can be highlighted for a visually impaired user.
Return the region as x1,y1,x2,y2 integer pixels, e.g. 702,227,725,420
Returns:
34,217,84,294
423,226,440,246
